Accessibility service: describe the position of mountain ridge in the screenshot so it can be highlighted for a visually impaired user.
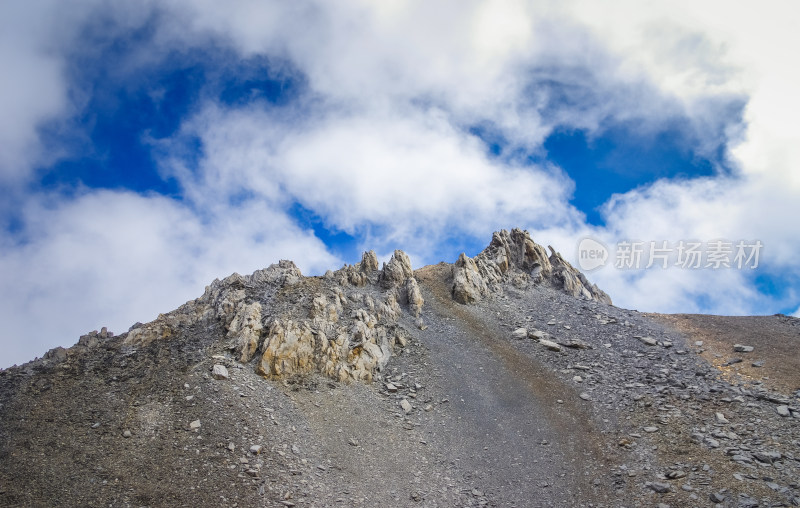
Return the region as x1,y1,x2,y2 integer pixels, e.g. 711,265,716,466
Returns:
1,228,799,507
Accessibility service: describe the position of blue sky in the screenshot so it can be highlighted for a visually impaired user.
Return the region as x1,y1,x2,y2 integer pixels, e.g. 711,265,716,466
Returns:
2,1,799,368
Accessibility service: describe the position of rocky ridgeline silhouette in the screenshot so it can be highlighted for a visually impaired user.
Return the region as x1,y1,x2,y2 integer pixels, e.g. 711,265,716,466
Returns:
114,229,609,384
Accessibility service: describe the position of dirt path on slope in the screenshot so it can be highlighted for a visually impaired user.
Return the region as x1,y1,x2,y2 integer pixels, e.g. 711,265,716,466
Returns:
414,264,610,506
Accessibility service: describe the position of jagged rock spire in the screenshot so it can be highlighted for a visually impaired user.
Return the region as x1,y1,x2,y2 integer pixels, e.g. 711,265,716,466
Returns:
452,228,611,305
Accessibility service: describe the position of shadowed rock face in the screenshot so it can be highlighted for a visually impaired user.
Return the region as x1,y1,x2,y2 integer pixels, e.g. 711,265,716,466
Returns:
452,228,611,305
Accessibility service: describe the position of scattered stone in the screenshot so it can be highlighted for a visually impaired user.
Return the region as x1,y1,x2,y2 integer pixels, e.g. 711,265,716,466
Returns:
539,339,562,352
753,451,781,464
530,330,549,340
709,492,725,503
737,495,758,508
227,442,235,451
122,430,132,438
400,399,413,414
579,392,592,401
777,405,791,417
647,482,671,493
91,422,101,429
751,360,765,367
715,412,730,424
643,426,659,433
723,358,742,366
385,382,398,393
638,336,658,346
573,376,583,383
512,328,528,340
249,445,262,454
189,420,201,430
212,364,229,380
558,338,591,349
733,344,754,353
348,438,359,447
695,341,704,347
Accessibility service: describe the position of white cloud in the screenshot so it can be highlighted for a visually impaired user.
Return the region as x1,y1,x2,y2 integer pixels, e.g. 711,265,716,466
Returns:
166,102,580,251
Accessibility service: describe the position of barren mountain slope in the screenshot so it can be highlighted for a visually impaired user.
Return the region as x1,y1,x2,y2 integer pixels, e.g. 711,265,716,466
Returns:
1,229,799,508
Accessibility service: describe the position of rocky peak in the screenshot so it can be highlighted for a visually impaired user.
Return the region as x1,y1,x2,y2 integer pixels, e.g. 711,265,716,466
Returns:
122,250,423,384
452,228,611,305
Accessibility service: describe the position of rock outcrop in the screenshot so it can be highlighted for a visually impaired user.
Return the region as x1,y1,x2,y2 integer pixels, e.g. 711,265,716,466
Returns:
121,230,609,383
452,228,611,305
123,251,420,383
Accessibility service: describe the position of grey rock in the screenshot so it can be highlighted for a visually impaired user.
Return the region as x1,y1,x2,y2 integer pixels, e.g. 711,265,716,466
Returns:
249,444,262,454
754,451,781,464
212,364,229,380
122,430,132,438
638,336,658,346
511,328,528,340
710,492,726,503
647,482,672,493
189,420,201,430
777,405,791,417
400,399,413,413
715,412,729,424
737,495,758,508
539,339,562,352
733,344,754,353
380,250,413,289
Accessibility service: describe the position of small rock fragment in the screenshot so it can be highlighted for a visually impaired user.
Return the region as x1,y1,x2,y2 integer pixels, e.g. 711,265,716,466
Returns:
777,405,790,417
122,430,132,438
647,482,671,493
715,412,729,424
250,444,262,454
733,344,753,353
400,399,413,413
512,328,528,340
189,420,201,430
212,364,229,380
539,339,562,352
638,336,658,346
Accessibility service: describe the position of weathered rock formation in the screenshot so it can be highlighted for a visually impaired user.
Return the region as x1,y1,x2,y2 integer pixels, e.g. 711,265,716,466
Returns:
117,229,609,383
123,251,421,383
452,228,611,305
